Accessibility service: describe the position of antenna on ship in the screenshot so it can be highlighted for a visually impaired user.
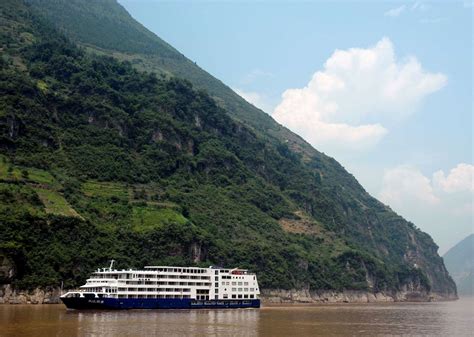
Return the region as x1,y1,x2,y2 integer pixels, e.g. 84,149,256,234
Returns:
109,259,115,271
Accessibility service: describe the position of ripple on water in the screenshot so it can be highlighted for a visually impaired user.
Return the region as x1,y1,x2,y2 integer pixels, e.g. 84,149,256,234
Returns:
0,297,473,336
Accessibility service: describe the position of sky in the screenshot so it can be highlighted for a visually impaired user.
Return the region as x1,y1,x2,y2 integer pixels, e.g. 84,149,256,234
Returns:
119,0,473,254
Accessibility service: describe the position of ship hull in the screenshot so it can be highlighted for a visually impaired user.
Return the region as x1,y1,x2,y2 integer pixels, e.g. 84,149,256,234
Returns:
61,297,260,310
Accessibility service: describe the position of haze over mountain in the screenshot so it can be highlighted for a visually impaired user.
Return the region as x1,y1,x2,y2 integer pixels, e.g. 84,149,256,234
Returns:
444,234,474,296
0,0,456,300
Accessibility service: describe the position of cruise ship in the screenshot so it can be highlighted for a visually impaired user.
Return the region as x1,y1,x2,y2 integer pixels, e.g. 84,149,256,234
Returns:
61,261,261,309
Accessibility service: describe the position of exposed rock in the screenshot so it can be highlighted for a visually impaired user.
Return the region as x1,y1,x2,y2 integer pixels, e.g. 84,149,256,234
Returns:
152,129,164,142
194,115,202,128
0,285,62,304
0,254,15,283
0,284,456,305
189,242,207,263
260,288,456,304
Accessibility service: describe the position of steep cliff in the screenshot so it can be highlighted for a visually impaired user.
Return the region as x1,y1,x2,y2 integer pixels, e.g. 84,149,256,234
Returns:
0,0,456,300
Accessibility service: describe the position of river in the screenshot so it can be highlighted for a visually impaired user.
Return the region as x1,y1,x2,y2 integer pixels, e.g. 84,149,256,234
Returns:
1,298,473,336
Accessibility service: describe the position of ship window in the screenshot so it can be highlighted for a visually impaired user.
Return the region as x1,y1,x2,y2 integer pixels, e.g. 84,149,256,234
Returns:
238,295,242,299
244,295,248,299
238,288,242,292
215,270,219,275
232,295,236,299
250,295,254,298
223,294,228,299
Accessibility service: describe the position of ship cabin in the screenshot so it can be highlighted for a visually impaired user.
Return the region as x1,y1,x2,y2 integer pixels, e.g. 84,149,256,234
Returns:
61,265,260,301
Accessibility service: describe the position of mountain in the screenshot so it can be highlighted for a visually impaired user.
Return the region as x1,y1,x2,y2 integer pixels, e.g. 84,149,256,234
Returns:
444,235,474,296
0,0,456,301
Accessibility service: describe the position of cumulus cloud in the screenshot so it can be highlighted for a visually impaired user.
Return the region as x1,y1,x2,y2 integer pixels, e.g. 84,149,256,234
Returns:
433,163,474,193
234,88,272,113
272,37,447,153
384,5,406,17
380,165,440,206
380,164,473,254
380,163,474,213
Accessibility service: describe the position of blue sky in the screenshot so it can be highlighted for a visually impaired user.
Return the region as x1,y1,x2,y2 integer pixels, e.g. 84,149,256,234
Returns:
119,0,473,254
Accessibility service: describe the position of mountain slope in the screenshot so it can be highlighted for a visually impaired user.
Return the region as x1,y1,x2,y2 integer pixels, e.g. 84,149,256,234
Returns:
0,0,456,300
444,235,474,296
25,0,282,137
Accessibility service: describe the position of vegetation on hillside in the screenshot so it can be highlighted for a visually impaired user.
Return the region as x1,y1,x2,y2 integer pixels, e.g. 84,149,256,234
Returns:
0,0,456,297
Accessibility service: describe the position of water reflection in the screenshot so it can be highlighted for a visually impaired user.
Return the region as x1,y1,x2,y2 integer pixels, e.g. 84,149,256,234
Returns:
1,298,473,336
69,308,260,337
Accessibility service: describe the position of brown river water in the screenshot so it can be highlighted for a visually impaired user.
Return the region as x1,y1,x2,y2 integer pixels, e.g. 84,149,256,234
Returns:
1,297,473,336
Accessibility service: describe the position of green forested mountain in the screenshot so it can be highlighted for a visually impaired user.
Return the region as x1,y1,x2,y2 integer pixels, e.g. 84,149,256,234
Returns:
444,235,474,296
0,0,456,299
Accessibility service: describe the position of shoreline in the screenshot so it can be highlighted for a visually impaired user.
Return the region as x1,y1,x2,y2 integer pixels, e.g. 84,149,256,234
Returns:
260,289,458,304
0,285,457,305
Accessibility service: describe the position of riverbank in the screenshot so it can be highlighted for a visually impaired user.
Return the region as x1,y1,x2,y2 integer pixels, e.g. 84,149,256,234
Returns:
260,289,457,304
0,285,457,305
0,285,62,304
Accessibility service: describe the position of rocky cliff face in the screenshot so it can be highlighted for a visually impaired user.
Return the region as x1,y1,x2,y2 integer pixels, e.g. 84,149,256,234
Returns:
0,285,62,304
260,288,457,304
0,0,457,300
0,285,456,305
0,254,15,284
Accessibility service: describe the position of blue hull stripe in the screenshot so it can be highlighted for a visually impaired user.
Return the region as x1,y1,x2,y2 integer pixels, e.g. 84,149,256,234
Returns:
61,298,260,310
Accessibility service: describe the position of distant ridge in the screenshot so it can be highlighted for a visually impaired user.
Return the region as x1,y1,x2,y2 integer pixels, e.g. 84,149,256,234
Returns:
444,234,474,296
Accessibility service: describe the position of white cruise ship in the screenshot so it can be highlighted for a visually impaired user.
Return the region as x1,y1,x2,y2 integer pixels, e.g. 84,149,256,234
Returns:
61,262,261,309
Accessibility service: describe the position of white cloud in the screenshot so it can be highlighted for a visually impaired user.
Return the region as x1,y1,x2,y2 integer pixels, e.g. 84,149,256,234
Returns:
384,2,429,18
411,2,429,11
234,88,272,113
380,165,440,206
380,163,474,213
379,164,473,254
384,5,406,17
272,37,446,154
433,163,474,193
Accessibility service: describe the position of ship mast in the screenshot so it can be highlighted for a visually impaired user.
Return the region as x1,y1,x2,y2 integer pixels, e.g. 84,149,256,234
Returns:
109,259,115,271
